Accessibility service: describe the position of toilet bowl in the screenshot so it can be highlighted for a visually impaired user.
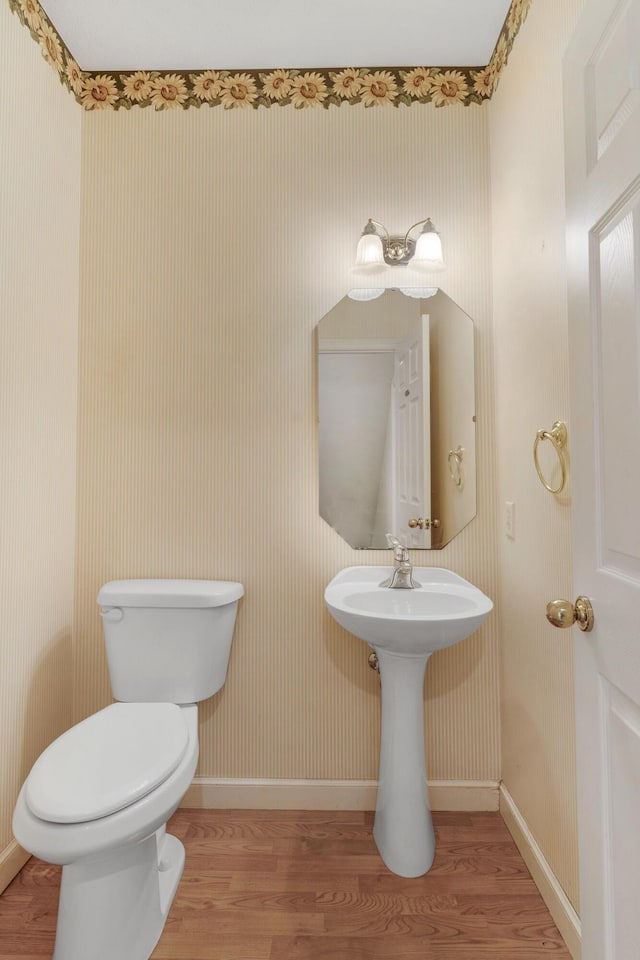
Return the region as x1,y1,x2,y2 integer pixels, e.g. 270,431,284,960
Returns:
13,703,199,960
12,578,243,960
14,702,198,865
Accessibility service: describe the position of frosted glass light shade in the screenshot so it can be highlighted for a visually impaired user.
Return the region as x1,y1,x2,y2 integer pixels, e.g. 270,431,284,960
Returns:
348,288,385,301
411,225,444,272
353,232,386,274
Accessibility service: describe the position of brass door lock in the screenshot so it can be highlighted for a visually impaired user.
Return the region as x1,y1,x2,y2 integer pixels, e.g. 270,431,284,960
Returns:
408,518,441,530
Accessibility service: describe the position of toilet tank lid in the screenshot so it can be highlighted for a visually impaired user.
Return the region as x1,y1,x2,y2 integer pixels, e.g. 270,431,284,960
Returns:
97,579,244,608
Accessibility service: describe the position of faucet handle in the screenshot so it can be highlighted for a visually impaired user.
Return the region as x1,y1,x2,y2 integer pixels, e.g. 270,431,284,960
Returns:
385,533,405,549
386,533,409,562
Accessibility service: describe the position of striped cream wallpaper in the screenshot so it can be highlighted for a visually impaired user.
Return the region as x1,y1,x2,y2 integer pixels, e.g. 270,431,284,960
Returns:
0,0,81,885
489,0,584,911
75,104,500,786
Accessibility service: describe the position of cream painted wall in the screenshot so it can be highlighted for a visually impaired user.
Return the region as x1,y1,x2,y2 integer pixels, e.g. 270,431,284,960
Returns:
76,105,500,786
489,0,585,910
0,2,80,884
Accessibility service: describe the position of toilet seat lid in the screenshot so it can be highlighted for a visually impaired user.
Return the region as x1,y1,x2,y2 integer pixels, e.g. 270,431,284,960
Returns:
25,703,189,824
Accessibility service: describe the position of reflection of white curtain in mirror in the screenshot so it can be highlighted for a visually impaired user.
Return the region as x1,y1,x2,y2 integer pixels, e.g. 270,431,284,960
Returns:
318,350,394,547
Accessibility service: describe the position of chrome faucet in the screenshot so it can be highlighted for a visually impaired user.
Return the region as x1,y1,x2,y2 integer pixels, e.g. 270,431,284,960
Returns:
380,535,421,589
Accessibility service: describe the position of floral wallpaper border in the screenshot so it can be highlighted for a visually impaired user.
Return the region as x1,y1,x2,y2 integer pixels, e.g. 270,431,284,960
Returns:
9,0,532,111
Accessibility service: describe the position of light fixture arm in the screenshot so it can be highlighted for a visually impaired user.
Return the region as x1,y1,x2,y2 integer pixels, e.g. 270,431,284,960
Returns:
363,218,391,243
402,218,435,247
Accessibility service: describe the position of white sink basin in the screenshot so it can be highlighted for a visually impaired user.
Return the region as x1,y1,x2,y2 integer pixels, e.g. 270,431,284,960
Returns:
325,566,492,654
324,564,492,879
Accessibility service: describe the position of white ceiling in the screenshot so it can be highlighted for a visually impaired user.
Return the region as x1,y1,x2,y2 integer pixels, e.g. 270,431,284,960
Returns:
41,0,512,72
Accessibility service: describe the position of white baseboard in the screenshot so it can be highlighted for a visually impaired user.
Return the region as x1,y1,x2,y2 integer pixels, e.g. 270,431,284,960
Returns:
500,785,581,960
182,777,500,811
430,780,500,811
0,840,30,895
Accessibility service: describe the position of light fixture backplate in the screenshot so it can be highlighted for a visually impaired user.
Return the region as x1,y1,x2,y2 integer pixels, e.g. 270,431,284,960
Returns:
384,237,416,266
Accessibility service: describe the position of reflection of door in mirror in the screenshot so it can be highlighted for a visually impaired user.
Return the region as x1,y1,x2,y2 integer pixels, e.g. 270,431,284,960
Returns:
395,315,431,548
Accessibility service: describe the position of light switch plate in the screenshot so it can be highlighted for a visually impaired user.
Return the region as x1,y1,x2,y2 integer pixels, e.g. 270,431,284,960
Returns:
505,500,515,539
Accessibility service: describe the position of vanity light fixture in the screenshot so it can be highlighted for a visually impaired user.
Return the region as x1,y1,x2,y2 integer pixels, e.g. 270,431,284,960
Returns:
352,218,445,275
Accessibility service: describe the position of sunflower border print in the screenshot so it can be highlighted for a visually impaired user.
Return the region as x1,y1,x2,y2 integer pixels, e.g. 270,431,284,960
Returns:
8,0,532,111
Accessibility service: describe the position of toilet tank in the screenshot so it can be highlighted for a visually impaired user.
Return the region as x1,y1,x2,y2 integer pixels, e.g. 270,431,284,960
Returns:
97,579,244,704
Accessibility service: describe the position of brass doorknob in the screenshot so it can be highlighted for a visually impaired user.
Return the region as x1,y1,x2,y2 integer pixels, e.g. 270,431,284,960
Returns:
546,597,594,632
408,518,441,530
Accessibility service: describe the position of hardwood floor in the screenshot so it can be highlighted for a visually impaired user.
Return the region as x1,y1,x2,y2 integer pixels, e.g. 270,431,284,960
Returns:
0,810,572,959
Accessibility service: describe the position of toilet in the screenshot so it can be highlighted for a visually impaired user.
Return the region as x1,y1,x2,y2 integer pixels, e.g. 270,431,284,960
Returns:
13,578,243,960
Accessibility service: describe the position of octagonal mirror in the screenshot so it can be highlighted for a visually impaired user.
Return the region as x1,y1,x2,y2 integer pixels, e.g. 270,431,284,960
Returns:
317,288,476,549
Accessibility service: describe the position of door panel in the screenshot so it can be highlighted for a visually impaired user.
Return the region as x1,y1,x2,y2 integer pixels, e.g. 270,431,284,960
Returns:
394,316,431,548
602,679,640,958
596,199,640,579
591,0,640,160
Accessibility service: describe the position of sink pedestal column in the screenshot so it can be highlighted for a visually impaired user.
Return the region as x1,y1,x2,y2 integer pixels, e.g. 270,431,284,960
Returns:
372,647,434,878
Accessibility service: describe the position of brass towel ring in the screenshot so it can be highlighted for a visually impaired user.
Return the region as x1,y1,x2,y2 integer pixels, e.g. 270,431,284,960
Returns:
448,446,464,487
533,421,567,494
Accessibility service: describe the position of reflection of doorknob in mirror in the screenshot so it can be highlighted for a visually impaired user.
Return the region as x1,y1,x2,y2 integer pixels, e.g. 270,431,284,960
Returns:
408,518,441,530
546,597,594,632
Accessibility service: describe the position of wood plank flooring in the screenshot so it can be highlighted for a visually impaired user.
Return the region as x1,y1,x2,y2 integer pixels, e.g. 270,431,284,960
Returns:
0,810,572,959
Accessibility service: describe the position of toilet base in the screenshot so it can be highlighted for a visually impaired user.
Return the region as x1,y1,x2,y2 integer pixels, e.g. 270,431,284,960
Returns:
53,827,184,960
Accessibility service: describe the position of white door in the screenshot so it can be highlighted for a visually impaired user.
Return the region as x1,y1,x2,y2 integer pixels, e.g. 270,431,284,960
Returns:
564,2,640,957
394,315,431,547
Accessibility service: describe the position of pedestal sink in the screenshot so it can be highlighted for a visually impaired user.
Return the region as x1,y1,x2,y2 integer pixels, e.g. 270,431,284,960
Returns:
325,565,492,878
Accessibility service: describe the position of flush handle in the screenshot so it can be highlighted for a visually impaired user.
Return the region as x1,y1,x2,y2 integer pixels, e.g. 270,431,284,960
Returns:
546,597,594,632
100,607,124,622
